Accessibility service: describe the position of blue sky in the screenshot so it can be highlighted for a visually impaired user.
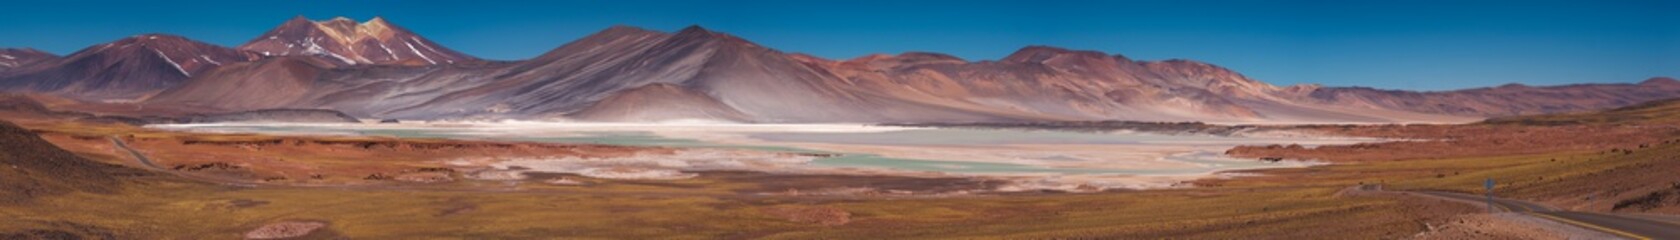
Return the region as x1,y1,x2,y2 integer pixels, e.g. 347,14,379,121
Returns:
1,0,1675,90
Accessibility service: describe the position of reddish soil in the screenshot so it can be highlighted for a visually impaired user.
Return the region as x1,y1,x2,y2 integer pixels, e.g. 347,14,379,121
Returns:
1223,104,1680,214
1228,124,1679,162
0,121,148,203
38,131,669,186
760,205,852,226
243,221,327,239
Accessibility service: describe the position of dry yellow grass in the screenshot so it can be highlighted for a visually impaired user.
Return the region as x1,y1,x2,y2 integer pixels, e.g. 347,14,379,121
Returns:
6,118,1677,238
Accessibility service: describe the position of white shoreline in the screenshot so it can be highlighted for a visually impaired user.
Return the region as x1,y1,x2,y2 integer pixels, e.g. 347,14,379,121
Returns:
148,122,1368,191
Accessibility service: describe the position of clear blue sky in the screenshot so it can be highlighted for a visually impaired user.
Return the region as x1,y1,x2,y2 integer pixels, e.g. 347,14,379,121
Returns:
1,0,1675,90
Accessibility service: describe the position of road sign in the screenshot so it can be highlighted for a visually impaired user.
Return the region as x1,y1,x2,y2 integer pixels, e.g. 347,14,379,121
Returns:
1485,178,1496,213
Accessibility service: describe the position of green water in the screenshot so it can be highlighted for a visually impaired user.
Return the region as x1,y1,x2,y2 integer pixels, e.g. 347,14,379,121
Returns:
816,154,1171,174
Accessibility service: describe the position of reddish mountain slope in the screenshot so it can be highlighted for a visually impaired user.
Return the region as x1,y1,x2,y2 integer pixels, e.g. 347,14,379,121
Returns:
785,46,1471,123
143,57,335,111
374,25,676,118
384,26,1029,122
1483,95,1680,126
0,48,57,72
240,16,479,66
1296,77,1680,116
0,35,258,100
9,20,1657,123
570,83,750,122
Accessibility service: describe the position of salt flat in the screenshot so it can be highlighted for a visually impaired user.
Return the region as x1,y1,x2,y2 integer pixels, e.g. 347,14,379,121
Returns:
151,121,1375,190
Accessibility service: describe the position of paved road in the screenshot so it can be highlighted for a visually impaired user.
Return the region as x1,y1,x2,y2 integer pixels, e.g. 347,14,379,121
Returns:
1415,191,1555,212
1411,190,1680,240
109,136,165,170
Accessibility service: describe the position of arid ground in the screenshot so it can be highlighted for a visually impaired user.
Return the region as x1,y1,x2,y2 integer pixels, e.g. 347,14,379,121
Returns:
4,96,1680,239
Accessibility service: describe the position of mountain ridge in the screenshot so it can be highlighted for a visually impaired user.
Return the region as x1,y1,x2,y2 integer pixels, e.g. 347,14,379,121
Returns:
0,18,1673,123
129,25,1680,123
239,16,480,66
0,34,259,100
0,48,58,72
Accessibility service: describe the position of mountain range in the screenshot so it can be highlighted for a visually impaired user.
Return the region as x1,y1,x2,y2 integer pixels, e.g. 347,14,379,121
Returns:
2,16,1676,123
240,16,480,66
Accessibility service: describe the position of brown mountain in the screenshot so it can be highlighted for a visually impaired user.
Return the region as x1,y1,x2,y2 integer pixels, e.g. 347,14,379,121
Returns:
367,26,1035,122
795,47,1234,121
134,25,1680,123
570,83,752,122
140,56,507,117
776,45,1491,123
0,19,1670,123
143,56,335,110
0,48,57,72
1482,89,1680,126
1295,77,1680,117
0,35,258,100
240,16,479,66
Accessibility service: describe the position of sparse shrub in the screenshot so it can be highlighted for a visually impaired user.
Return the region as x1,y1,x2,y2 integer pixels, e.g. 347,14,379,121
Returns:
1612,190,1674,211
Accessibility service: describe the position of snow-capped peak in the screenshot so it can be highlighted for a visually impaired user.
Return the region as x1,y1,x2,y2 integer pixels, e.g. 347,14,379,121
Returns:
238,16,477,66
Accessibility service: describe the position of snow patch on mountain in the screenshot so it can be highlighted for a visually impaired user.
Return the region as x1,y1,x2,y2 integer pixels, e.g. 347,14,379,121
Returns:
151,49,191,77
237,16,476,66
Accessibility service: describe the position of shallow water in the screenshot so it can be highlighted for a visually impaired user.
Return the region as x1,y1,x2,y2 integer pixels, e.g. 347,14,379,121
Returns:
150,123,1364,176
810,152,1272,174
751,128,1352,146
